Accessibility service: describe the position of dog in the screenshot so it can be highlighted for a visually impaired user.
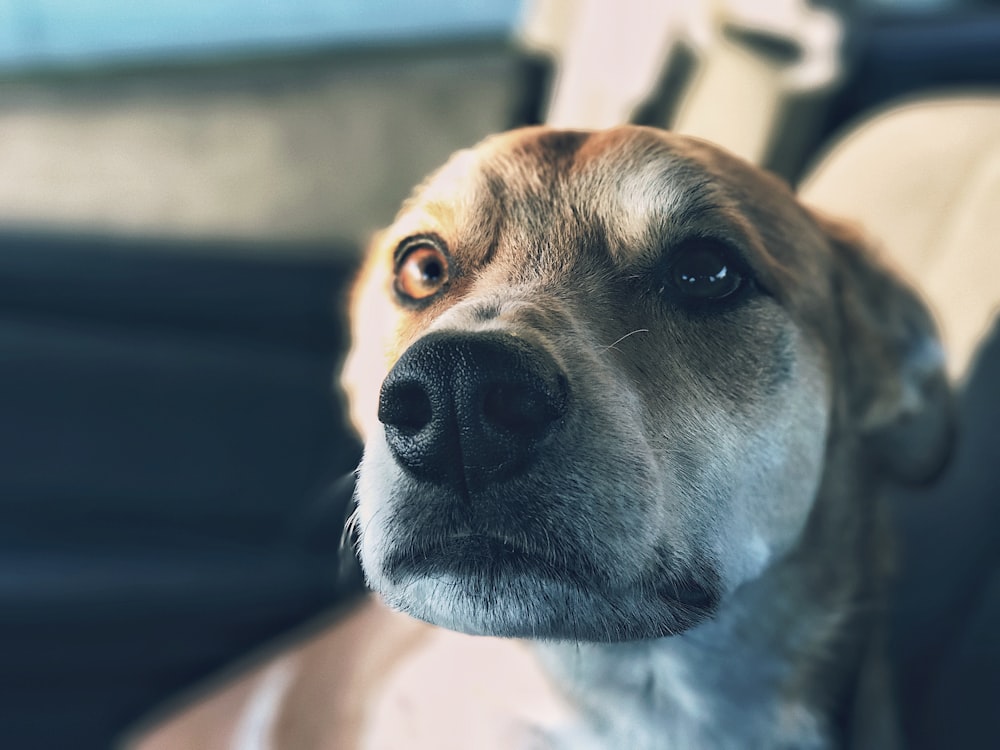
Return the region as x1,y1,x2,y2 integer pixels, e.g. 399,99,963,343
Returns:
132,125,953,750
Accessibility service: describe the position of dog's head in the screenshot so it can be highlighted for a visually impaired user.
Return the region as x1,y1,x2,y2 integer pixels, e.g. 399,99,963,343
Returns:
342,126,951,642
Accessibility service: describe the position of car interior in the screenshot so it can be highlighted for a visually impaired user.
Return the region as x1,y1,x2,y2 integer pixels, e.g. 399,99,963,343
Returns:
1,1,997,748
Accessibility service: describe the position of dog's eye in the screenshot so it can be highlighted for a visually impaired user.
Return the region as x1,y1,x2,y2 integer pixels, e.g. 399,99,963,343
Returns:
395,242,450,302
666,239,744,302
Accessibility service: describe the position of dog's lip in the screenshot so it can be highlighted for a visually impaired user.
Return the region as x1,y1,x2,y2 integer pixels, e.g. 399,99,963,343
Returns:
659,576,715,611
385,532,576,584
383,532,717,614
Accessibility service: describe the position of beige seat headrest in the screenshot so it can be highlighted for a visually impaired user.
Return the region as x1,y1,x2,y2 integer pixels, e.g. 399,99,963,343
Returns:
800,94,1000,379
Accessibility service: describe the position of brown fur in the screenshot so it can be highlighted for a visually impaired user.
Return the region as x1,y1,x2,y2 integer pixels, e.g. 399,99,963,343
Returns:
130,126,951,749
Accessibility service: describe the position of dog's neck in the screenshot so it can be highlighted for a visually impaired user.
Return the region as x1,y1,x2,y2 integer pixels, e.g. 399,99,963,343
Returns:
533,437,890,750
534,563,848,749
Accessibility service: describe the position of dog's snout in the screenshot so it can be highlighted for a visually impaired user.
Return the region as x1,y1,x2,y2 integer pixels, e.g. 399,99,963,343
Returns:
378,331,568,490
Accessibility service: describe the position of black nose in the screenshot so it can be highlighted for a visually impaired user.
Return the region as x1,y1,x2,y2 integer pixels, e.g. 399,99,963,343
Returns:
377,331,569,491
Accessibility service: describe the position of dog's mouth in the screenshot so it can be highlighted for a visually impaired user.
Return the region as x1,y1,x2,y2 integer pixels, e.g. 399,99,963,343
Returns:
386,533,590,586
384,532,717,616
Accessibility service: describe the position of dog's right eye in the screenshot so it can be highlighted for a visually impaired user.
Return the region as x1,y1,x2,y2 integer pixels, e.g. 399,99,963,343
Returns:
660,238,750,308
395,241,450,303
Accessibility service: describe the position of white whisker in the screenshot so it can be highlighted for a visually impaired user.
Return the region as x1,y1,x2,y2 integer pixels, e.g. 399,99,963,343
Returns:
601,328,649,353
341,505,362,551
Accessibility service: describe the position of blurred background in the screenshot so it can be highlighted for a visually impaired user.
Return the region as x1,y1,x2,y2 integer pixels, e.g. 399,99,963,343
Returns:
0,1,997,748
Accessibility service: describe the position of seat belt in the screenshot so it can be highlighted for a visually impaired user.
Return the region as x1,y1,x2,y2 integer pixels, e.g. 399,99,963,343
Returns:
519,0,844,174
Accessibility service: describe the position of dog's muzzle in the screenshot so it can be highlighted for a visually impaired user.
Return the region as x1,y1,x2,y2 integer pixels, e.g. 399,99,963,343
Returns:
377,331,569,493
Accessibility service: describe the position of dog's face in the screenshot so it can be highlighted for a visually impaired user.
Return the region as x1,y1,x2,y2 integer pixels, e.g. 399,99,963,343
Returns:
342,126,949,642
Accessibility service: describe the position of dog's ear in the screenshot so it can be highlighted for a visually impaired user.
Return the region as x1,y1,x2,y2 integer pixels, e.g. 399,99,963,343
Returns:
821,216,955,485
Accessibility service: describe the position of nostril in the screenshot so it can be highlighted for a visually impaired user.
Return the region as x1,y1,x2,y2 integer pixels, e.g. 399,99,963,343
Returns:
378,380,433,434
482,376,568,438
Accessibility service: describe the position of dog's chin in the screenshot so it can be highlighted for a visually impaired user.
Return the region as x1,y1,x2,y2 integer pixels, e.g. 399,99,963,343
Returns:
368,536,718,642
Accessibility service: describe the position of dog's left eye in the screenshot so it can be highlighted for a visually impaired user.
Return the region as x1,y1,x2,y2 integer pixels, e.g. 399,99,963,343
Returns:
664,239,745,302
395,241,450,302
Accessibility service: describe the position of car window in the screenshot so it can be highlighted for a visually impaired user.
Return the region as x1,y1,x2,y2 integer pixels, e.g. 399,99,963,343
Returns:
0,0,524,69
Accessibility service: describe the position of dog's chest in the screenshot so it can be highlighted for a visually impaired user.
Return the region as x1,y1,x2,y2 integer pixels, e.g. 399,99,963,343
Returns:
535,640,831,750
356,628,830,750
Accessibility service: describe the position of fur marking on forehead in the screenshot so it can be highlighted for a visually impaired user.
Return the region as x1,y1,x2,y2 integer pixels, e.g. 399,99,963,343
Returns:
400,128,730,267
385,126,834,326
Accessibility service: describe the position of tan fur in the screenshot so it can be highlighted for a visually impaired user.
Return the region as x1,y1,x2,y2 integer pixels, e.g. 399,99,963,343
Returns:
130,126,950,749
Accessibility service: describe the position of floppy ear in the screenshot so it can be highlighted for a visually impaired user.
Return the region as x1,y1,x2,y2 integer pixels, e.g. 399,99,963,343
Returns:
822,217,955,485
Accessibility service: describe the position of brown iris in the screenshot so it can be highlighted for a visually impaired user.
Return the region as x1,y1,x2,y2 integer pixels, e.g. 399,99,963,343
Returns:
395,242,450,302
